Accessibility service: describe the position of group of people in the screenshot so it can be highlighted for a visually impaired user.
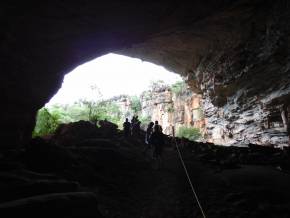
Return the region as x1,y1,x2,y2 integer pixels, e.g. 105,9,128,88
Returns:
144,120,164,161
123,116,141,137
123,117,164,162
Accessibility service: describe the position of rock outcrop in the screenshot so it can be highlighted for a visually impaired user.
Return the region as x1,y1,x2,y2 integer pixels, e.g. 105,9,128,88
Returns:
194,2,290,147
108,84,205,136
140,84,205,135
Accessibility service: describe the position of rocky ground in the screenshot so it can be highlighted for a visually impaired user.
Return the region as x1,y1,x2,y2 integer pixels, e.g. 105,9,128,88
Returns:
1,120,290,217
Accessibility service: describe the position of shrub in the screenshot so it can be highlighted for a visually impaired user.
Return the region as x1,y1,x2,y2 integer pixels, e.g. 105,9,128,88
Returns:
139,115,152,124
32,108,60,137
33,100,124,136
170,81,186,95
166,105,175,113
130,96,142,114
142,91,152,101
192,107,204,120
176,126,201,141
90,101,122,126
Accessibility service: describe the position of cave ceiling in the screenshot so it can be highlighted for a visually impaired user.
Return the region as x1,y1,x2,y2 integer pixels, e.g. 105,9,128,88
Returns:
1,0,290,146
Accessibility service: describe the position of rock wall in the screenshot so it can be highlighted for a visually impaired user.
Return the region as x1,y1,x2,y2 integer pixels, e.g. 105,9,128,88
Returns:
140,85,205,135
110,85,205,136
191,2,290,147
120,1,290,147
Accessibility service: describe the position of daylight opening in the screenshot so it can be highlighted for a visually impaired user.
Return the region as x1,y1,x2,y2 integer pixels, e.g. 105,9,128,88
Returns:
33,53,204,141
47,53,182,105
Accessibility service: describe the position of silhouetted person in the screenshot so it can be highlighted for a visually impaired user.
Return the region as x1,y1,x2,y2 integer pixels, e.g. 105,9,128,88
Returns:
123,118,131,137
154,120,163,133
145,122,154,144
130,116,136,134
143,122,154,155
131,115,140,136
150,124,164,169
131,115,138,126
132,120,141,137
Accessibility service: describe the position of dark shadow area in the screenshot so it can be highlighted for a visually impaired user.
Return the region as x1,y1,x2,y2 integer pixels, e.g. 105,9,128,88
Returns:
1,120,290,217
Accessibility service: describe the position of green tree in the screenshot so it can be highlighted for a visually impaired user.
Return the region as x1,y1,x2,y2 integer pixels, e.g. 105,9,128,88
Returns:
166,105,175,113
90,101,122,127
49,104,73,123
32,108,60,137
170,81,187,95
79,99,96,121
139,115,152,124
130,96,142,114
79,84,103,121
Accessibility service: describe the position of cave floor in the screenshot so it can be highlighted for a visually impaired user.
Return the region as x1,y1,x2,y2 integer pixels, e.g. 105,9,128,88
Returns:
1,138,290,218
76,142,290,218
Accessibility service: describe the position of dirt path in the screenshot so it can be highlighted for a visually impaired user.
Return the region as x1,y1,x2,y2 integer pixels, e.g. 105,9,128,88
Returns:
134,148,198,218
96,146,205,218
96,144,290,218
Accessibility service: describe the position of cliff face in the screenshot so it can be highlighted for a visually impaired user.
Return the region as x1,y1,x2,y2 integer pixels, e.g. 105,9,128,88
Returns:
194,3,290,147
140,85,204,135
110,85,204,136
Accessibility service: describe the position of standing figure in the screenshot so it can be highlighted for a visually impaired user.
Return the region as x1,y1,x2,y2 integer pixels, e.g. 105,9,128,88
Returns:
150,124,164,169
123,118,131,137
132,120,141,137
143,122,154,155
153,120,163,133
130,116,137,135
131,116,140,137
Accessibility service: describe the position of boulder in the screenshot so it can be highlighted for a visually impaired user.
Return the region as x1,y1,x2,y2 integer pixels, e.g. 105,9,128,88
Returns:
53,121,100,146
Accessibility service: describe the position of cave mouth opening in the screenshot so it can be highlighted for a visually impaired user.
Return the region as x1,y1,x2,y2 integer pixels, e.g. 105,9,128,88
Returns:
32,53,184,137
47,53,182,106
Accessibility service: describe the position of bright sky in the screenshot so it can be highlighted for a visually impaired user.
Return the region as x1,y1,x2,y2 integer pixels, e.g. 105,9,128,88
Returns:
46,53,182,106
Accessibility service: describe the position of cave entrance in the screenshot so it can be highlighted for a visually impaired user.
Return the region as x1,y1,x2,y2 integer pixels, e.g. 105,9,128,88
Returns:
46,53,182,106
33,53,196,137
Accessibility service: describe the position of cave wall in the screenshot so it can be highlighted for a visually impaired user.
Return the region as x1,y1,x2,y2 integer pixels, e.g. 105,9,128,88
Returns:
120,0,290,146
195,1,290,146
1,0,290,147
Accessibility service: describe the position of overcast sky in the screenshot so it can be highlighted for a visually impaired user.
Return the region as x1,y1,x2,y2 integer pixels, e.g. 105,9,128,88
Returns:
46,53,182,106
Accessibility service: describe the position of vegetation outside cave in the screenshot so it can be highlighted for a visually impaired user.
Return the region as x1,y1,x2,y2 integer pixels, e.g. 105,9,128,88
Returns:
33,80,202,140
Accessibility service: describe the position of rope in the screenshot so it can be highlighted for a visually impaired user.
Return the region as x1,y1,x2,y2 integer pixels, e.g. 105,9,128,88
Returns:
172,126,206,218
